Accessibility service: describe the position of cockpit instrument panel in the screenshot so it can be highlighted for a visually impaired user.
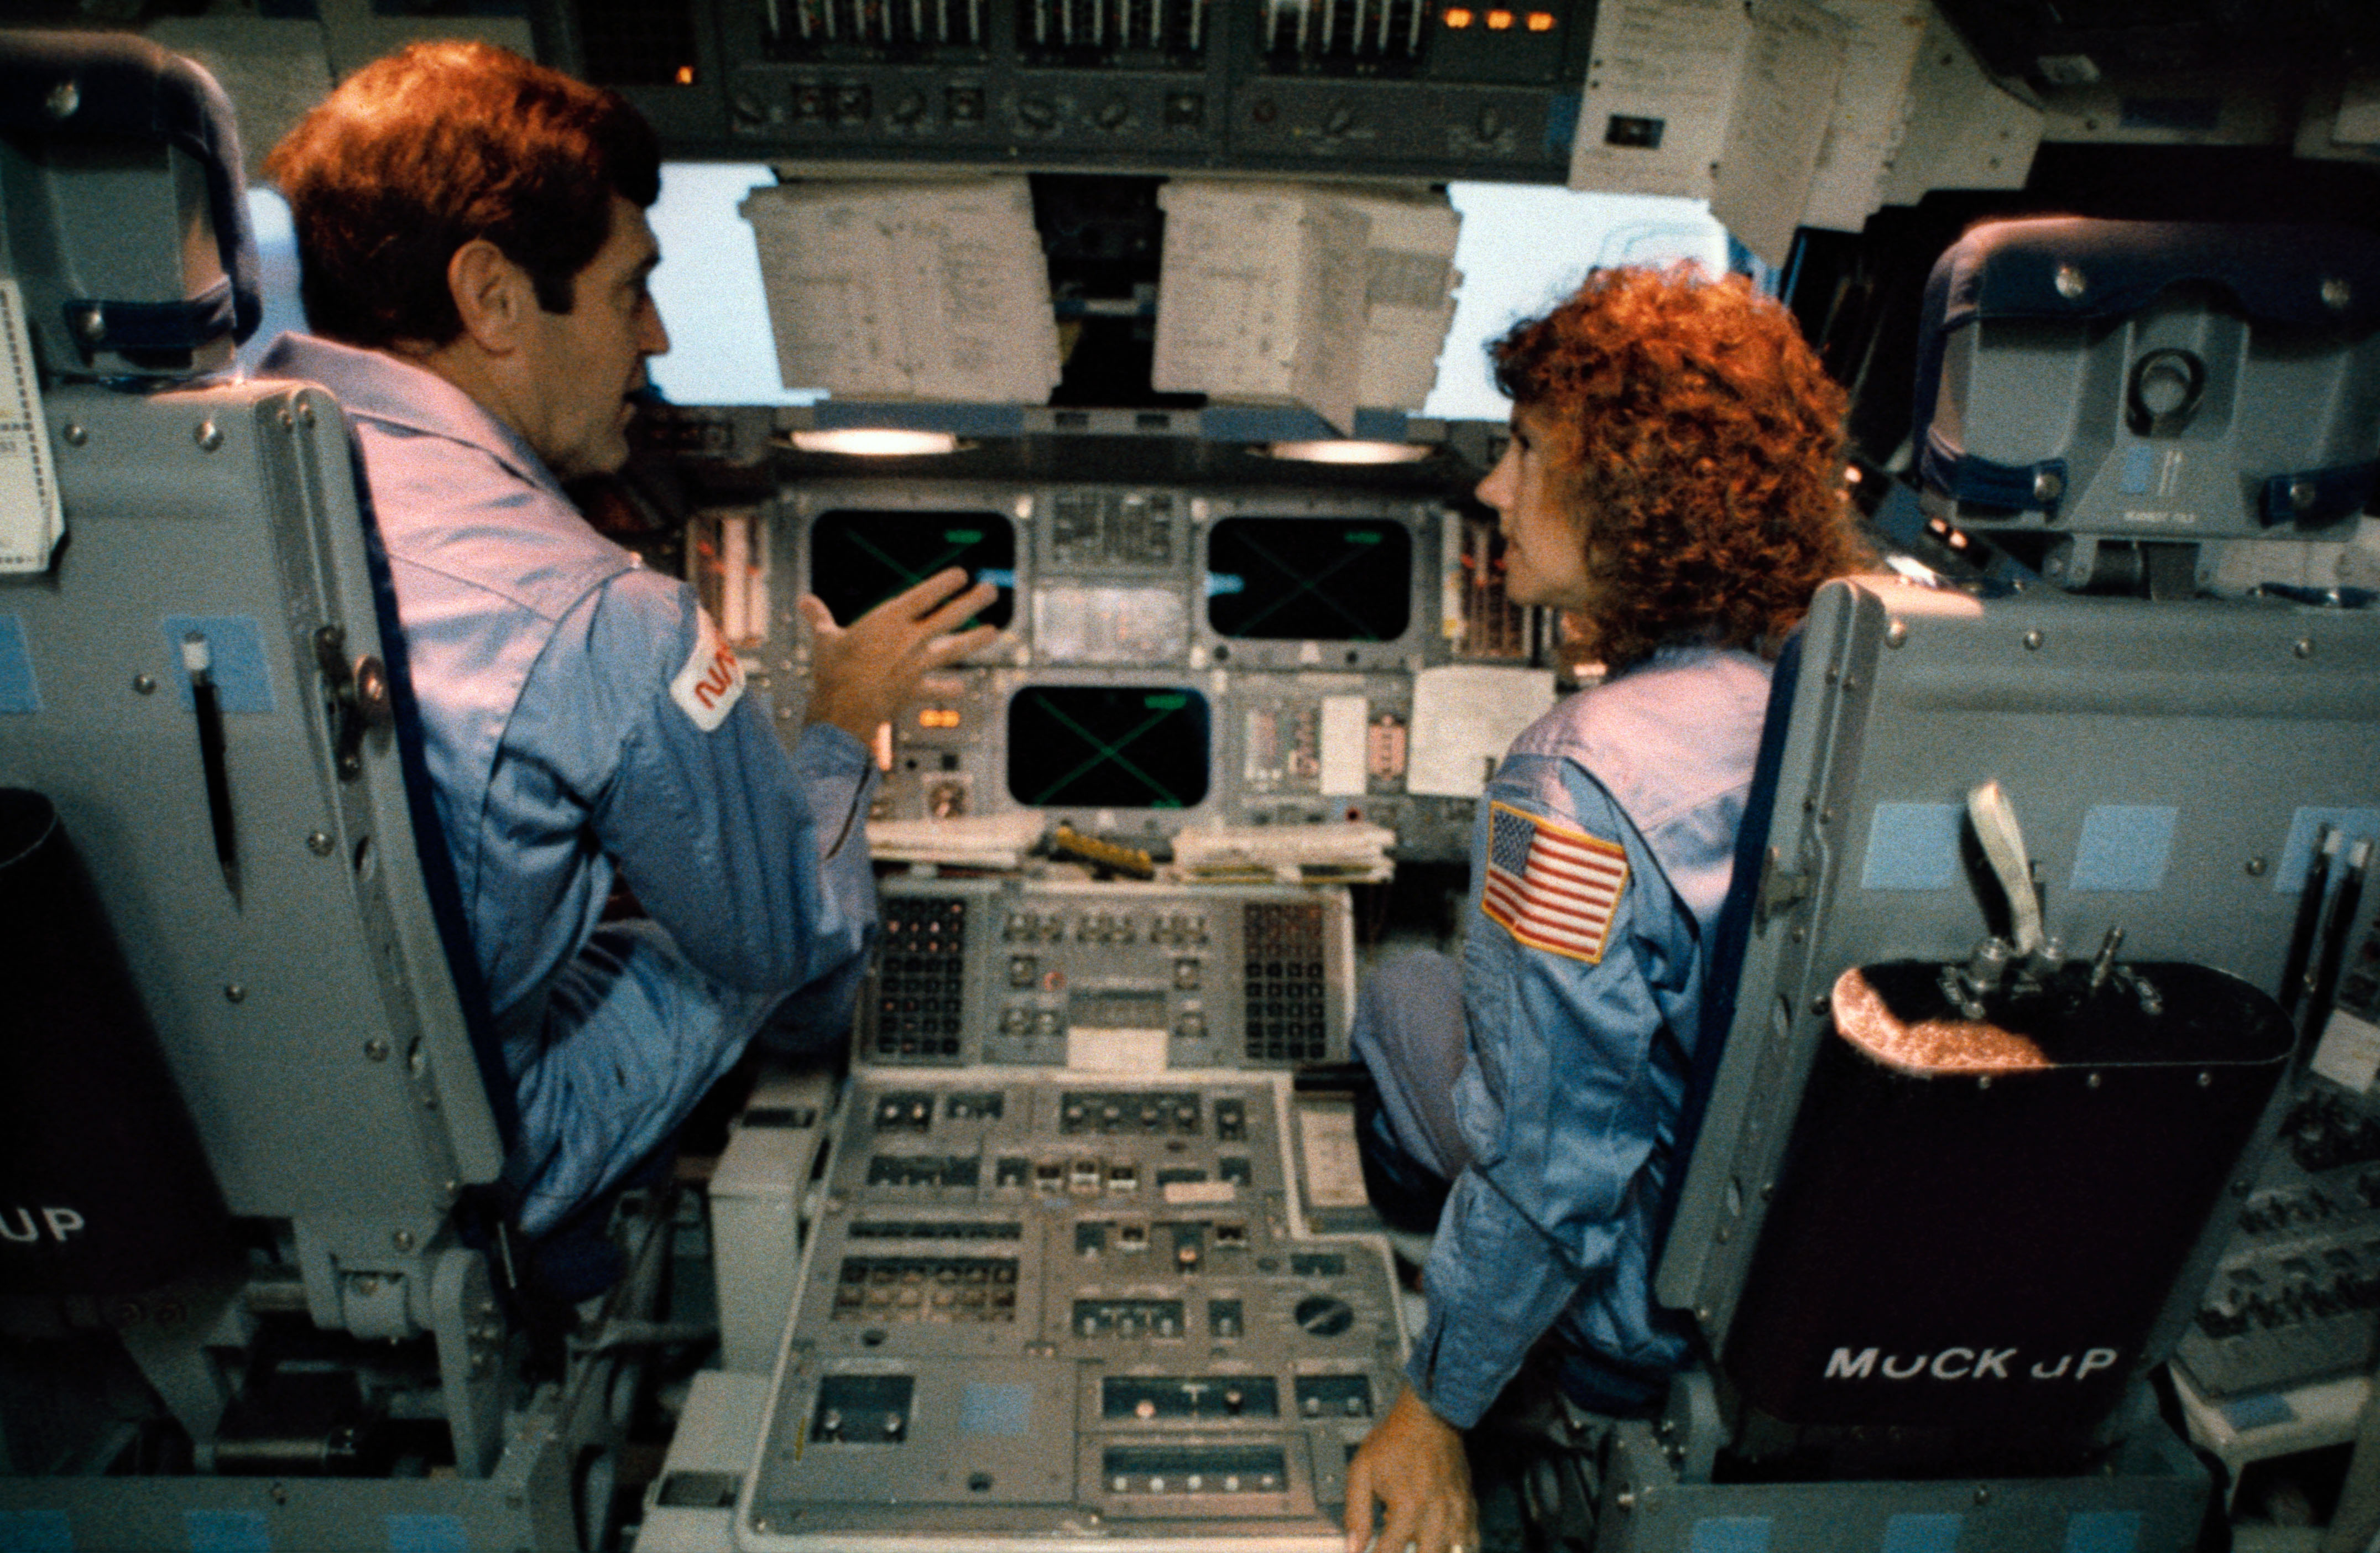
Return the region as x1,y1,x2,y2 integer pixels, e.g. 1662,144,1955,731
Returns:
729,473,1552,859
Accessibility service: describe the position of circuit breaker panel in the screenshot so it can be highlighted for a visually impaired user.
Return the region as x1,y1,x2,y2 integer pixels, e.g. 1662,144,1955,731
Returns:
546,0,1593,181
738,877,1405,1548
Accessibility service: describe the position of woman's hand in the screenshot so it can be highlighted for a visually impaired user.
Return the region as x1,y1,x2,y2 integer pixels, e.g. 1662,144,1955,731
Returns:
1344,1385,1477,1553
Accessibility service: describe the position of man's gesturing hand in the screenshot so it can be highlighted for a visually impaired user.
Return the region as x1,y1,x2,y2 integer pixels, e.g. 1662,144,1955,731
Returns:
797,567,1001,745
1344,1385,1476,1553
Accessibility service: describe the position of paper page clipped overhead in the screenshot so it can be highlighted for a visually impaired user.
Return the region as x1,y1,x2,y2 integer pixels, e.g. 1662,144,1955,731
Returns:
741,178,1062,403
1152,181,1461,433
1568,0,2037,263
0,280,64,576
1568,0,1847,267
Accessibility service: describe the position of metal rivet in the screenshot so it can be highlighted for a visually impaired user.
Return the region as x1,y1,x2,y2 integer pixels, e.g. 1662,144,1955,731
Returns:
2053,265,2085,300
1975,1486,1991,1505
74,307,105,344
2295,639,2315,659
2023,630,2045,650
2292,479,2319,513
1615,1490,1637,1512
392,1229,416,1253
296,400,316,428
2032,469,2064,503
1812,994,1830,1014
2087,1072,2102,1089
364,1039,390,1062
62,422,88,447
2246,857,2268,877
223,984,246,1003
195,421,223,452
46,79,80,120
2198,1071,2212,1088
278,408,295,430
307,830,335,856
2322,277,2352,311
133,673,156,695
1885,621,1908,648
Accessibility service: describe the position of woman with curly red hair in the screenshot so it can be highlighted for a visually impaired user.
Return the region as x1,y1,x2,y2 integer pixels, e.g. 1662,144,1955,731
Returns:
1344,265,1864,1553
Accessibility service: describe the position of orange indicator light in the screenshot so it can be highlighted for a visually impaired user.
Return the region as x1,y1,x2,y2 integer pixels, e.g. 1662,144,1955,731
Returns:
675,64,697,85
1444,7,1475,25
1485,9,1514,28
1525,10,1554,28
919,707,962,729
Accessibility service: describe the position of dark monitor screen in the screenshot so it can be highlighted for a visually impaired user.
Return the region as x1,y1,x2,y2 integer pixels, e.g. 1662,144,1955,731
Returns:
1006,687,1210,810
810,509,1015,629
1205,517,1412,642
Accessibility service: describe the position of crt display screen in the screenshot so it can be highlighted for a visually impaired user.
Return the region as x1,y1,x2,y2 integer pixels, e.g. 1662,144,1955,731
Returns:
1205,517,1412,642
810,509,1015,629
1006,687,1210,810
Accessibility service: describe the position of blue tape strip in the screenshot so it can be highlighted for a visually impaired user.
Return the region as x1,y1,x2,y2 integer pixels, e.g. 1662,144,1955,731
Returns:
161,616,275,714
2274,807,2380,893
1881,1514,1962,1553
2220,1392,2297,1431
2121,445,2155,496
1861,803,1965,891
2065,1509,2142,1553
385,1515,470,1553
2070,805,2178,892
0,1509,75,1552
185,1510,272,1553
1688,1518,1772,1553
959,1380,1034,1436
0,615,39,713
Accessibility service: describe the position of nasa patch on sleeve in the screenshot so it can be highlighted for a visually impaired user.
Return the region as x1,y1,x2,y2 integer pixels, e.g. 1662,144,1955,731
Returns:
669,607,747,732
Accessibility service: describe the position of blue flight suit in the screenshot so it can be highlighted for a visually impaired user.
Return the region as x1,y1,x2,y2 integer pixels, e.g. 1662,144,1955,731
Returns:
260,335,878,1237
1355,644,1771,1426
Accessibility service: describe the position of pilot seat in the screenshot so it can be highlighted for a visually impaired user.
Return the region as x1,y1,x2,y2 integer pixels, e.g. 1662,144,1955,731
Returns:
0,30,675,1551
1509,217,2380,1552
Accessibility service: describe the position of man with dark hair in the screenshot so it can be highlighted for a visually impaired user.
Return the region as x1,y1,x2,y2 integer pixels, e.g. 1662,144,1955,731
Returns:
258,42,995,1255
1342,264,1866,1553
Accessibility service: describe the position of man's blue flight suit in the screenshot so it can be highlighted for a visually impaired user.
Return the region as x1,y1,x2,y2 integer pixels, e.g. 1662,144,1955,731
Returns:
264,335,878,1238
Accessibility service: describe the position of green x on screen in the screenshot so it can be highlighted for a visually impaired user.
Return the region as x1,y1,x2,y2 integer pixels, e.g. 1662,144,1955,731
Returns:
810,509,1015,629
1006,687,1210,810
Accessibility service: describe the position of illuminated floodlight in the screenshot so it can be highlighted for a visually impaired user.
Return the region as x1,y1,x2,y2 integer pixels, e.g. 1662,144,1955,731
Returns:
787,429,963,456
1264,440,1434,465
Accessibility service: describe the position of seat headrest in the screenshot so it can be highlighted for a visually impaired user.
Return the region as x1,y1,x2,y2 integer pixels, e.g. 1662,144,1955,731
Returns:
1911,217,2380,538
0,29,261,373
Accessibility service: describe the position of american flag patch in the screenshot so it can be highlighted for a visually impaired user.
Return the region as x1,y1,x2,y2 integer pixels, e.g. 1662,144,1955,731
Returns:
1481,800,1629,963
